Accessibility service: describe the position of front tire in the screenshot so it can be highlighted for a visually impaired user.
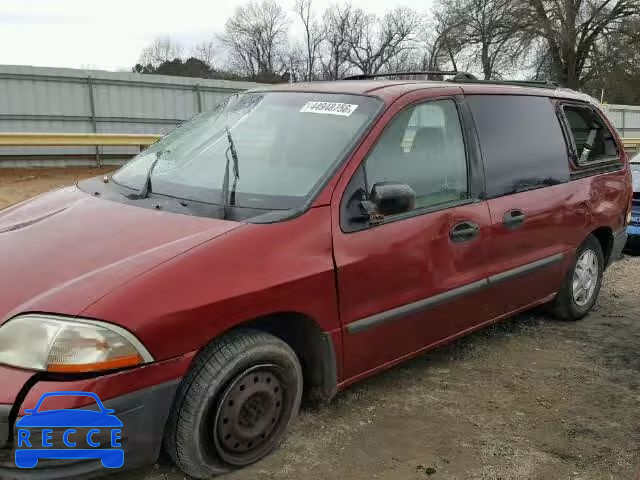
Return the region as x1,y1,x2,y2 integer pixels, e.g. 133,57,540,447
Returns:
551,234,604,321
163,329,303,479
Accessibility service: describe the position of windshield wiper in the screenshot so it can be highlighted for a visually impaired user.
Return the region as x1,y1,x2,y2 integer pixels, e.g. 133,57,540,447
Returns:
221,127,240,220
131,150,166,199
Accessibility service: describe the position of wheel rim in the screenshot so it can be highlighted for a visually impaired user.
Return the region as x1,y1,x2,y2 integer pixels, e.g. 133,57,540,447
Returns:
213,364,286,466
572,248,599,307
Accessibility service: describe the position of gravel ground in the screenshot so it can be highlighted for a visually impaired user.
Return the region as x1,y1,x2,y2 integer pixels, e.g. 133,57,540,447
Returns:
2,168,639,480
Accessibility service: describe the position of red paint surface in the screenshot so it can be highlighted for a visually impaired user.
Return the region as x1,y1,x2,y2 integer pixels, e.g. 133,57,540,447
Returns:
0,187,240,323
333,201,493,378
484,171,629,316
0,365,35,404
82,206,341,361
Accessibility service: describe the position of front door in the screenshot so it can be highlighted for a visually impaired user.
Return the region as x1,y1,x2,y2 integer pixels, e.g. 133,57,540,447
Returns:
332,95,493,380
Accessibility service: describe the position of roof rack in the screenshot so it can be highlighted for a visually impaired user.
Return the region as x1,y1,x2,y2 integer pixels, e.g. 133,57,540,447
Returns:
342,70,561,89
343,70,459,80
449,77,561,89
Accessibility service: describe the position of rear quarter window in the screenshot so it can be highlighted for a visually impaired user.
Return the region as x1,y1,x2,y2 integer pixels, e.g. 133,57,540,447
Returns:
561,104,620,166
467,95,570,199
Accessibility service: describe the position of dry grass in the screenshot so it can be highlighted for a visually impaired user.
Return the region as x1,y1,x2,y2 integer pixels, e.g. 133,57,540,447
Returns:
0,167,115,210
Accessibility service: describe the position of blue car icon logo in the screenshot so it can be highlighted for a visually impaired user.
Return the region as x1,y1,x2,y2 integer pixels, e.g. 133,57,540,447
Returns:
15,391,124,469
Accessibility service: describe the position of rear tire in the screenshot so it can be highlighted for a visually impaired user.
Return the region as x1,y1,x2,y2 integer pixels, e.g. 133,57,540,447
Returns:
551,234,604,321
163,329,303,479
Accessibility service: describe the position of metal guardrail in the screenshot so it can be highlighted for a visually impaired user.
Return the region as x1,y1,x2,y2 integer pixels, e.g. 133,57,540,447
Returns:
0,132,161,147
1,132,637,150
0,133,637,167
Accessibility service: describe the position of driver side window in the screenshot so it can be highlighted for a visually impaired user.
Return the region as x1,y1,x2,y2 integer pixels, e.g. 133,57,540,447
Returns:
364,99,469,211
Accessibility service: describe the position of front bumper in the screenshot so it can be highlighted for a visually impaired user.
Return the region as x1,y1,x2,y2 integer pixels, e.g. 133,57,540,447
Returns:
0,380,179,479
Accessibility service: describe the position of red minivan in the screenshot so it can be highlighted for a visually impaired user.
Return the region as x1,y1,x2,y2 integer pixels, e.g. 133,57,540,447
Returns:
0,76,632,478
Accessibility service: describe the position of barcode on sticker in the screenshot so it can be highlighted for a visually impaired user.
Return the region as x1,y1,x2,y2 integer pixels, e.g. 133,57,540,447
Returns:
300,101,358,117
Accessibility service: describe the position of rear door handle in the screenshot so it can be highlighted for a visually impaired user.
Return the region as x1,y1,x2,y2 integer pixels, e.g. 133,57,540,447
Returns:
450,221,480,243
503,209,525,229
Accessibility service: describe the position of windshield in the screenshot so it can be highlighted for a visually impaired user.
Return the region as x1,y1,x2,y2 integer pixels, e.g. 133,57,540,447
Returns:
111,92,381,211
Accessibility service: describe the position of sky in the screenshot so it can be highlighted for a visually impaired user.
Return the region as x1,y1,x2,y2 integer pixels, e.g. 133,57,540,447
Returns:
0,0,433,72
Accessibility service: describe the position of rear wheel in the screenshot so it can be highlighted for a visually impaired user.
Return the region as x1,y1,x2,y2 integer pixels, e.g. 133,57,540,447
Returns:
163,329,303,479
551,235,604,321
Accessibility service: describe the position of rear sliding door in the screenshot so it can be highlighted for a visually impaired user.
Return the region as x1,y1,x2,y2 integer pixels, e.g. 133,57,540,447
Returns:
466,94,574,315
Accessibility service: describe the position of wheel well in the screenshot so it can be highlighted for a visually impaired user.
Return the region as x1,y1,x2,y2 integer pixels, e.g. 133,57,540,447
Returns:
591,227,614,265
241,313,338,404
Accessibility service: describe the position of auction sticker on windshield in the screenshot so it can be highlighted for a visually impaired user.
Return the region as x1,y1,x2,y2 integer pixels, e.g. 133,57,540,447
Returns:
300,101,358,117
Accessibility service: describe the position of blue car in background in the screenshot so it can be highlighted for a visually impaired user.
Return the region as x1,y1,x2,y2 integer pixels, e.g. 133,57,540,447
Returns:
627,153,640,253
14,392,124,469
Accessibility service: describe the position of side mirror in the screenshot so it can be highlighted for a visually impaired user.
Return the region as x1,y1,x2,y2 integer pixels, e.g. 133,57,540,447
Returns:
367,182,416,217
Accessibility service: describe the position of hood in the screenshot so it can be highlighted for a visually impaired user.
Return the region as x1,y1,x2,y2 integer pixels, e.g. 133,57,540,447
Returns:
0,186,240,324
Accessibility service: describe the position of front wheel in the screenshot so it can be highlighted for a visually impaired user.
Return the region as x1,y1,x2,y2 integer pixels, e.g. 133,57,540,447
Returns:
163,329,303,479
551,234,604,321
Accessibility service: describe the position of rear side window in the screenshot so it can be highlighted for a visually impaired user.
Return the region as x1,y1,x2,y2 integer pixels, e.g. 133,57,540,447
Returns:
562,105,619,165
467,95,569,199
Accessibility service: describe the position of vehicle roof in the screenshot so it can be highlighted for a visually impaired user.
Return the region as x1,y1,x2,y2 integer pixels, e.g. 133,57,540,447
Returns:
252,80,600,105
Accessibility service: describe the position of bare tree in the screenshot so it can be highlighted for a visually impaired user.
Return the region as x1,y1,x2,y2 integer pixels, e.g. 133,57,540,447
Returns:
345,7,422,75
320,4,354,79
527,38,554,80
422,11,468,74
295,0,326,80
435,0,529,80
581,17,640,102
138,37,183,68
524,0,640,88
279,44,306,82
384,48,424,73
220,0,290,77
191,40,217,69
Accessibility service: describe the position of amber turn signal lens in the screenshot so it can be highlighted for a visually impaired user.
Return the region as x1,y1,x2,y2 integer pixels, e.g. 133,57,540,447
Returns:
47,354,143,373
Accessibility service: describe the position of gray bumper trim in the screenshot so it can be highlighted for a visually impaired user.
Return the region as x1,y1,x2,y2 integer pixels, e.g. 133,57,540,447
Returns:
610,229,628,266
0,404,10,449
0,379,180,479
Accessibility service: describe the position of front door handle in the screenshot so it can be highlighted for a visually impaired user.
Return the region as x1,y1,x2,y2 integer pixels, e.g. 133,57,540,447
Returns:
503,209,525,229
450,221,480,243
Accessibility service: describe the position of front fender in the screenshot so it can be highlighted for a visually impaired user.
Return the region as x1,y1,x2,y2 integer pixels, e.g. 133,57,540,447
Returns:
82,206,340,361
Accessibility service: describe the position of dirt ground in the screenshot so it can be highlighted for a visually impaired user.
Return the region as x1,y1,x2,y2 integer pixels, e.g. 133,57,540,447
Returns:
2,168,639,480
0,167,115,210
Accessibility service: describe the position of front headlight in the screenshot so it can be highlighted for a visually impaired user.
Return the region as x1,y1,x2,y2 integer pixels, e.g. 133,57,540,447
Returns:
0,314,154,373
